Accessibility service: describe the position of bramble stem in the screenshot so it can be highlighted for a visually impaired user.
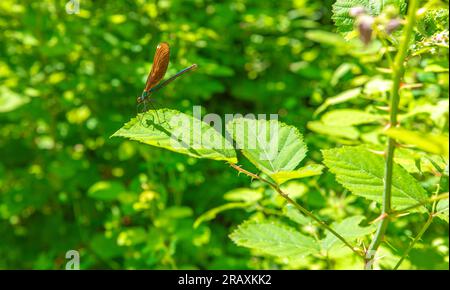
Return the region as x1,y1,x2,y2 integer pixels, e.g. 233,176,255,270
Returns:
364,0,419,270
228,163,363,258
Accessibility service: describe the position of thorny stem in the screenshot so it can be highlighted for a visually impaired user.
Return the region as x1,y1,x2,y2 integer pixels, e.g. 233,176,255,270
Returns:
228,163,363,258
364,0,419,270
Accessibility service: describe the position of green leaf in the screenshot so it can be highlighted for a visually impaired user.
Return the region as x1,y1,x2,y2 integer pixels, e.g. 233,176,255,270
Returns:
194,202,251,228
112,109,237,163
88,181,125,201
271,164,324,185
332,0,406,34
229,220,319,258
226,118,307,176
314,87,361,116
322,146,429,210
331,63,355,86
321,216,376,250
0,87,30,113
436,199,449,223
305,30,348,47
416,8,449,37
322,109,382,126
283,204,311,225
223,188,263,203
307,121,360,140
364,78,393,96
384,128,449,157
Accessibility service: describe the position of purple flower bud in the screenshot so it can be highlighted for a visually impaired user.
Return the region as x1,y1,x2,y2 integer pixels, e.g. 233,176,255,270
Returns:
358,15,374,45
386,18,402,34
350,6,366,17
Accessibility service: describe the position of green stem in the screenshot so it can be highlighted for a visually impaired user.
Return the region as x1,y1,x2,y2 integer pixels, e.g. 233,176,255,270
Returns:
391,192,449,216
393,215,434,270
365,0,419,270
228,163,363,258
276,187,363,257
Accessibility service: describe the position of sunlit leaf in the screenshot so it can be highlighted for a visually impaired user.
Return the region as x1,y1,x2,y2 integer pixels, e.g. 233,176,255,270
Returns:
112,109,237,163
307,121,360,140
321,216,376,250
226,118,307,176
315,88,361,116
322,146,429,210
229,220,320,258
385,128,449,157
223,188,263,203
322,109,383,126
271,164,324,185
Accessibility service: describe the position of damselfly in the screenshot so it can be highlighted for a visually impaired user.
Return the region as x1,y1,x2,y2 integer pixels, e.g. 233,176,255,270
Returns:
137,42,197,125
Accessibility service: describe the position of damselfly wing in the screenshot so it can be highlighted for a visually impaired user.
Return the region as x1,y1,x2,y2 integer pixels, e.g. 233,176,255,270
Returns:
137,42,197,109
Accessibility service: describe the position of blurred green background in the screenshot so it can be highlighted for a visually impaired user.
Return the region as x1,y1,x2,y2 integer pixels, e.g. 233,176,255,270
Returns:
0,0,448,269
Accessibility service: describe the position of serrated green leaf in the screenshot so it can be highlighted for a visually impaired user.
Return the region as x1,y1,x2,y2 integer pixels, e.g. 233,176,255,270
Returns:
322,146,429,210
223,188,263,203
307,121,360,140
112,109,237,163
332,0,406,34
229,220,319,258
226,118,307,176
321,216,376,250
385,128,449,157
194,202,251,228
271,164,324,185
322,109,383,126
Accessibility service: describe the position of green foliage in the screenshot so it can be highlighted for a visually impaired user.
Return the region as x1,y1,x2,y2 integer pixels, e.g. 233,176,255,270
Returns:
322,146,429,210
332,0,406,34
226,118,307,176
112,109,237,163
384,128,449,157
321,216,376,250
229,220,320,259
0,0,448,270
271,164,324,185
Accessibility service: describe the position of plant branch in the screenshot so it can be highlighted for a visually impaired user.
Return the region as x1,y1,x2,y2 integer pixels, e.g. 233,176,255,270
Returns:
393,214,434,270
228,162,363,257
365,0,419,270
391,192,449,217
